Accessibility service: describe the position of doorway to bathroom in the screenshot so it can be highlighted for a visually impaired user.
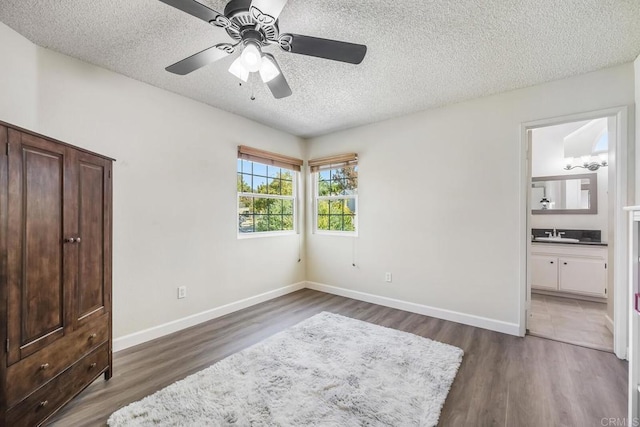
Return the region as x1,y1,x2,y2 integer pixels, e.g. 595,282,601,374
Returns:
520,107,629,358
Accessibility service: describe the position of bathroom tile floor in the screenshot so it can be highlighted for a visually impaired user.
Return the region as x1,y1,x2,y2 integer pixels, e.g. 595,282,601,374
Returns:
528,293,613,352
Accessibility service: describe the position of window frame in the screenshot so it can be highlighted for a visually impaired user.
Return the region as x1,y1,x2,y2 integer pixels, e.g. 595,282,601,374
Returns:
312,164,358,236
237,159,299,239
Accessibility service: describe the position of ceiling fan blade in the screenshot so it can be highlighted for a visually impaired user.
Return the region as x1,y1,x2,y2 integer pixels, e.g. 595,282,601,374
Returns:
263,54,292,99
280,34,367,64
166,44,232,75
249,0,288,25
158,0,222,24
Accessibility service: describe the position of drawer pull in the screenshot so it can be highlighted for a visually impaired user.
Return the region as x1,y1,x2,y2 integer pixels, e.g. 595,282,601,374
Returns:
89,362,97,369
39,400,48,407
39,363,50,370
88,333,97,340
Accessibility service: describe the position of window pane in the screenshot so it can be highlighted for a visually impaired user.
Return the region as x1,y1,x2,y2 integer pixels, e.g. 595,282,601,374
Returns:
344,214,356,231
238,160,296,235
268,177,282,195
282,199,293,215
281,181,293,196
317,200,330,215
329,199,344,213
317,214,330,231
330,179,343,196
240,174,252,193
268,199,283,214
253,197,272,215
268,214,282,230
283,215,294,230
255,215,268,232
253,162,267,177
267,166,281,178
239,214,254,233
329,215,343,231
345,198,356,215
239,196,253,214
253,175,267,194
241,159,252,174
318,180,330,196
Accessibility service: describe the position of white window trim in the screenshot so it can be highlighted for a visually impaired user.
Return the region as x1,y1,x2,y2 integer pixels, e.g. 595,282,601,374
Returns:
312,171,358,237
237,168,299,239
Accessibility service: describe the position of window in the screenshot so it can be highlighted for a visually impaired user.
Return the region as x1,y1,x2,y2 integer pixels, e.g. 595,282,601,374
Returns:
237,146,302,236
310,153,358,234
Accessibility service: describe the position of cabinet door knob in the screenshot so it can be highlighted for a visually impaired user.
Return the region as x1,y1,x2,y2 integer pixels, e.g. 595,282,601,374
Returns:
88,333,97,340
39,400,48,407
550,261,554,264
89,362,97,369
564,262,568,265
64,237,76,243
39,363,49,370
75,237,81,243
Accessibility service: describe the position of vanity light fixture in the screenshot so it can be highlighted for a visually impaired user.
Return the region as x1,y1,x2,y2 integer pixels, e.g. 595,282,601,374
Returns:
564,153,608,171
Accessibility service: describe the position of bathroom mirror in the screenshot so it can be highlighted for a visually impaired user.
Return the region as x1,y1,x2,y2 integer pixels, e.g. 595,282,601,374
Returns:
531,173,597,214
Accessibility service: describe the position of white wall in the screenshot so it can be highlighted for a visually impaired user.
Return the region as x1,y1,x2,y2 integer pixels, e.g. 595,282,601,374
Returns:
0,23,37,129
306,63,635,328
530,123,609,239
0,23,306,338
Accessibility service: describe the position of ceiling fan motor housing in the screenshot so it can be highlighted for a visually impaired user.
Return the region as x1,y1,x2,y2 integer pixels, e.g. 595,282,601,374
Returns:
222,0,279,44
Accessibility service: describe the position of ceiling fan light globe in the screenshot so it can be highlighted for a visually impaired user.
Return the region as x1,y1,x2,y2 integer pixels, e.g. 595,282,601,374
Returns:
229,57,249,82
259,56,280,83
241,42,262,72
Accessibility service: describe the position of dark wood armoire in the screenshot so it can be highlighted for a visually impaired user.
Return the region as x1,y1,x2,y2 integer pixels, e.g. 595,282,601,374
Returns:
0,122,113,426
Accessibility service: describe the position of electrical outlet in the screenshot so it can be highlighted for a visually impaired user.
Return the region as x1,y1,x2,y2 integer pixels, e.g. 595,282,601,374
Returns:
177,286,187,299
385,272,392,283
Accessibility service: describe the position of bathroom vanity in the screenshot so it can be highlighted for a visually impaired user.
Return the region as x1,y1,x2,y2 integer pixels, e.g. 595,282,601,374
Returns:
531,241,608,299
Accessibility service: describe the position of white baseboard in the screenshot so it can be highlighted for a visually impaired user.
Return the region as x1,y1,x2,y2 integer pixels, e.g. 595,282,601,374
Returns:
113,282,306,352
305,281,520,336
605,314,614,335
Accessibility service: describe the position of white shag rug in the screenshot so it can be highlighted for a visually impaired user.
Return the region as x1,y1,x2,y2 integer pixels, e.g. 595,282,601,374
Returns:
108,312,463,426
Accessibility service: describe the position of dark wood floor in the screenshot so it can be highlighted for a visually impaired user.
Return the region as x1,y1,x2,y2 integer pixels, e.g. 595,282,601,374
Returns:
47,289,627,426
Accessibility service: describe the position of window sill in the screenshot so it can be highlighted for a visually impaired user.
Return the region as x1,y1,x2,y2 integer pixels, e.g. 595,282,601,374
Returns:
237,231,298,240
313,230,358,237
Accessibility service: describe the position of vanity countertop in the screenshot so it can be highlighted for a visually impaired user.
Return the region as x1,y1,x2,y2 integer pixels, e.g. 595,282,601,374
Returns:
531,239,607,247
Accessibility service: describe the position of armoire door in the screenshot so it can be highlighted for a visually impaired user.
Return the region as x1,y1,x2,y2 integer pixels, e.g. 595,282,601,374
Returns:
6,130,75,365
73,150,112,327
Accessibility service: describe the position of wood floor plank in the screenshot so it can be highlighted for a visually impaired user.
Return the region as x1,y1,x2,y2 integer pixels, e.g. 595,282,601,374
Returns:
45,289,627,426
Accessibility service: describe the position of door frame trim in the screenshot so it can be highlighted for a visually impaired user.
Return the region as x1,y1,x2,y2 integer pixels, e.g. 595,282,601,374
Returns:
519,106,630,359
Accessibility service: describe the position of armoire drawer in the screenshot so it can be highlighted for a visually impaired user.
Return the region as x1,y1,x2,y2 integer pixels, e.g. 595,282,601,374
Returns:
6,314,109,406
6,343,109,427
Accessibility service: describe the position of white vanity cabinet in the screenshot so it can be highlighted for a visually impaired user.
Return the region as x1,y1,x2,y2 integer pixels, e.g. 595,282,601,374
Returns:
531,255,559,290
531,243,607,298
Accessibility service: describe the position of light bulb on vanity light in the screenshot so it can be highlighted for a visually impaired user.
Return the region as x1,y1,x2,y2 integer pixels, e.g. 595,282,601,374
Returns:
581,155,591,165
599,152,608,165
564,157,574,169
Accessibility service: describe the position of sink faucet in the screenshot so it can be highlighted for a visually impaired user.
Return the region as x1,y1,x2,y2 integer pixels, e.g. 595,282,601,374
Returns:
544,228,562,238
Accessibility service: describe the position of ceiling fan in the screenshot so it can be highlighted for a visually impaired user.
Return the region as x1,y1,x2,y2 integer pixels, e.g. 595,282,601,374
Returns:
159,0,367,99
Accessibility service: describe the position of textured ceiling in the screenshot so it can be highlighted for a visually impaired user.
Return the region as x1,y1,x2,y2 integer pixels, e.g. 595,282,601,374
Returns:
1,0,639,138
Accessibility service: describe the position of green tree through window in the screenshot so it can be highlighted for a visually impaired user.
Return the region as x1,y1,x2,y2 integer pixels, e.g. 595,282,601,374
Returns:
238,159,296,234
315,165,357,232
